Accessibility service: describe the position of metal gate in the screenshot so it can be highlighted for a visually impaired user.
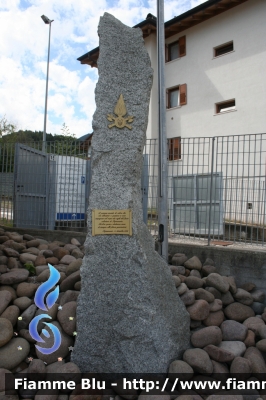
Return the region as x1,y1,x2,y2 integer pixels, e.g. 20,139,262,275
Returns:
14,144,50,229
171,173,223,235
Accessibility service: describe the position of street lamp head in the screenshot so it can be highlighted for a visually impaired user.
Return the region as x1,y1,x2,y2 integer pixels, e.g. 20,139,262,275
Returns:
41,15,53,24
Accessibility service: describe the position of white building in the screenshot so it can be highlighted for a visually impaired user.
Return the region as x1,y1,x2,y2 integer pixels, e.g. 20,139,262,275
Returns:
78,0,266,236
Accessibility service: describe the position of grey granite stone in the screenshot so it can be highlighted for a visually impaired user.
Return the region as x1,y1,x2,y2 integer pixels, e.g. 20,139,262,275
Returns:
72,13,190,374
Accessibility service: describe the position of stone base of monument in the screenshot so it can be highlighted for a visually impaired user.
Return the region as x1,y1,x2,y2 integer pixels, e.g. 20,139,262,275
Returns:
71,13,190,373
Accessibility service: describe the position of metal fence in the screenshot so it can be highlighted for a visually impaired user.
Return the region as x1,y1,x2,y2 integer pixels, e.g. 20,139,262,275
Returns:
1,134,266,245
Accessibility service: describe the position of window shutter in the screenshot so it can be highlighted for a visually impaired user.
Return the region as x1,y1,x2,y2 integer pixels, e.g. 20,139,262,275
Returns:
165,44,169,62
179,36,186,57
179,84,187,105
166,89,169,109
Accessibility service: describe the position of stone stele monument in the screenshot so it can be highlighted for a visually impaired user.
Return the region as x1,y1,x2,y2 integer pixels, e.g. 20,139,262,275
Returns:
72,12,190,373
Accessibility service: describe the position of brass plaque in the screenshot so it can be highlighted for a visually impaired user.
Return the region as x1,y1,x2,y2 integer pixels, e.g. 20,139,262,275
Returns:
92,209,132,236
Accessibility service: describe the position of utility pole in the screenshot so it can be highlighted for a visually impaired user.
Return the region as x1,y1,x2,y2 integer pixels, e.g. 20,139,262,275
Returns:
157,0,168,261
41,15,54,152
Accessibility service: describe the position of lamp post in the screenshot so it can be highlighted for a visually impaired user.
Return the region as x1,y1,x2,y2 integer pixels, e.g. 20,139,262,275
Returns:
157,0,168,261
41,15,54,152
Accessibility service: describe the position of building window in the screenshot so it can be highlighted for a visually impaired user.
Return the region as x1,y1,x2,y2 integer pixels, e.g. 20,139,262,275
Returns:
166,84,187,108
166,36,186,62
168,137,181,161
214,41,233,57
216,99,236,114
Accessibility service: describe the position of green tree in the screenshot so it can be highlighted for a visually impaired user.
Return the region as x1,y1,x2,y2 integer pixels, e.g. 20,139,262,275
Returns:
0,116,16,138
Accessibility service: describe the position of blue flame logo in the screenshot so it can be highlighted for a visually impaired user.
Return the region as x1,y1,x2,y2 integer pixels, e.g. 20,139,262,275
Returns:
29,264,62,354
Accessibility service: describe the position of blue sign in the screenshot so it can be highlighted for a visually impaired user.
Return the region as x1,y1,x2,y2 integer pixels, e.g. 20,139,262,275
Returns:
56,213,85,220
81,176,85,184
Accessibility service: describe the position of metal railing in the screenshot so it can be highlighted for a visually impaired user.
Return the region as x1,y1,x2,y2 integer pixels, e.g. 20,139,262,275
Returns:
1,134,266,245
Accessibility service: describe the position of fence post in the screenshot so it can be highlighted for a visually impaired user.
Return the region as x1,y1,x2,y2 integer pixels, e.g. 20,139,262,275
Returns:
208,137,216,246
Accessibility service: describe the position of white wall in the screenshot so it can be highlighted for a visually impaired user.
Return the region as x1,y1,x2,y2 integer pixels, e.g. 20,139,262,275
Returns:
145,0,266,140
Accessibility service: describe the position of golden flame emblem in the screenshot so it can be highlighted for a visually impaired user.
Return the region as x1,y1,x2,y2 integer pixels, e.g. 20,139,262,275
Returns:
107,94,134,130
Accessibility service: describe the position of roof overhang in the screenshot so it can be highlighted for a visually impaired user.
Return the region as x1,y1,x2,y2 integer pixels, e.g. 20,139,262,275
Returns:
78,0,249,68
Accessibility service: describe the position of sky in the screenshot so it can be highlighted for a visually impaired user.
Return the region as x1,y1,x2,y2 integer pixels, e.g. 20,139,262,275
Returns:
0,0,207,138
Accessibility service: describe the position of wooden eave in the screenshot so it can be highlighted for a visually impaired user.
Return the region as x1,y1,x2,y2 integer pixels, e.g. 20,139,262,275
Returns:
78,0,250,67
164,0,249,38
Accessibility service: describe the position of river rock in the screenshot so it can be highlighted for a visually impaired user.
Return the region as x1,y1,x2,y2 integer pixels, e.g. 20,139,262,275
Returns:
250,288,265,303
0,269,29,285
19,253,37,264
194,288,215,303
53,247,69,260
0,338,30,370
206,273,229,294
60,270,80,292
66,259,82,276
0,318,13,347
203,310,224,327
233,288,253,305
224,303,255,322
218,341,246,358
191,326,222,348
185,276,204,289
230,356,251,376
243,316,265,334
1,305,20,327
184,256,202,271
244,346,266,374
186,300,210,321
168,360,194,379
180,290,195,306
0,291,12,314
13,297,32,311
0,285,17,301
71,13,190,374
171,253,187,266
221,320,248,341
203,344,235,363
17,304,37,330
183,348,213,374
16,282,39,298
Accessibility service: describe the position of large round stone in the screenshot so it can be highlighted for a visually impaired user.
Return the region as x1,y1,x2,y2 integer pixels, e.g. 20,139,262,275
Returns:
60,255,76,265
220,320,247,342
0,338,30,370
0,318,13,347
57,301,76,336
233,288,253,305
183,348,213,374
203,311,224,327
66,259,82,276
203,344,235,363
184,276,204,289
0,291,12,315
19,253,37,264
187,300,210,321
243,316,265,334
218,341,246,358
194,288,215,303
244,330,255,347
221,291,234,306
16,282,39,298
168,360,194,380
0,269,29,285
256,339,266,352
180,290,195,306
209,299,223,312
191,326,222,348
17,304,37,330
53,247,69,260
0,286,17,302
250,288,265,303
205,273,229,294
0,305,20,327
244,346,266,374
230,356,251,376
184,256,202,271
13,297,32,311
224,303,255,322
60,270,81,292
171,253,187,266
